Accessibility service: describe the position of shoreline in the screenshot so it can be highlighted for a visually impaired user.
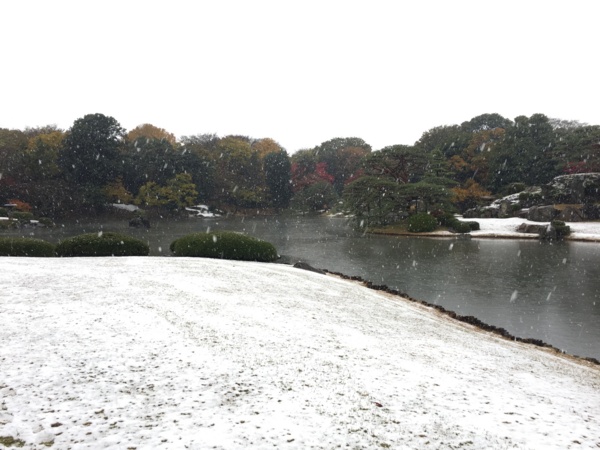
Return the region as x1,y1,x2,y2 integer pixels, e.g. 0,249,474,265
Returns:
370,229,600,242
318,266,600,367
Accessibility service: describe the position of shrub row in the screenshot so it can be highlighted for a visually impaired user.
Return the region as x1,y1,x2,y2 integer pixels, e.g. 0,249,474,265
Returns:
407,212,480,234
170,231,278,262
0,231,280,260
55,232,150,257
435,211,479,234
0,237,56,257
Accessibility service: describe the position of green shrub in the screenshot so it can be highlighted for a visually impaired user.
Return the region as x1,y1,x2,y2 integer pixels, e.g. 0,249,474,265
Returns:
464,221,480,231
449,221,473,234
0,237,56,257
551,220,571,240
11,211,34,222
0,208,8,217
38,217,55,227
407,213,438,233
171,231,278,262
0,219,18,230
434,211,457,227
56,232,149,257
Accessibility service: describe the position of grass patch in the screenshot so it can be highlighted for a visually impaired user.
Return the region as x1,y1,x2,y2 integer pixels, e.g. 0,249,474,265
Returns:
0,436,26,447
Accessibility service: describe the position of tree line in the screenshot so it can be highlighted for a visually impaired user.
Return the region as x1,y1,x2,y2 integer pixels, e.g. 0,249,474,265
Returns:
1,112,599,222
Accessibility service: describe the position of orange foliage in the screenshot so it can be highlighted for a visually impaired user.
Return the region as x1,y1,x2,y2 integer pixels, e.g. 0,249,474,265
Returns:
451,180,490,212
8,199,32,212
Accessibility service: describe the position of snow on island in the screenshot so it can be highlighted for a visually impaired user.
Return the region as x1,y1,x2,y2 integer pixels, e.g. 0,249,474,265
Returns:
1,258,599,449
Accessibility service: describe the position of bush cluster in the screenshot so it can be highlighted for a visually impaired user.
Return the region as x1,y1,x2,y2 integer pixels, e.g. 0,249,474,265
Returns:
407,213,438,233
11,212,34,222
0,208,8,217
0,237,56,257
450,221,474,233
171,231,278,262
55,232,149,257
433,211,479,233
38,217,55,227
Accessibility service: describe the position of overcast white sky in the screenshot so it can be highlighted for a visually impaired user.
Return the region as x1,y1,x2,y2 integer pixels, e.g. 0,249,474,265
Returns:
2,0,598,152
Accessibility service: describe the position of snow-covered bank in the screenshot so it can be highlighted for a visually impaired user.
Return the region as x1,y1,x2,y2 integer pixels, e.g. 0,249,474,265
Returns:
1,258,599,449
374,217,600,241
466,218,600,241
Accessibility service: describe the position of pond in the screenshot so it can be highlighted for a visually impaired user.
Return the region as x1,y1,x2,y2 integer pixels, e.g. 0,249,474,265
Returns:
9,214,600,361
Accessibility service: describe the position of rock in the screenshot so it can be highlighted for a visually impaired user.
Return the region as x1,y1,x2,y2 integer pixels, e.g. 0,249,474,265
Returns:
463,206,497,219
583,203,600,220
293,262,326,275
498,200,512,218
129,217,150,228
555,205,584,222
543,173,600,204
516,221,570,241
528,205,558,222
516,223,549,234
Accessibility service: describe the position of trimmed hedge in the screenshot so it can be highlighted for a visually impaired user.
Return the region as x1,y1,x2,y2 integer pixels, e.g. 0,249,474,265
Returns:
56,232,150,257
407,213,438,233
11,211,34,222
435,211,457,227
463,221,480,231
38,217,55,227
171,231,278,262
0,237,56,257
436,212,479,233
449,221,473,234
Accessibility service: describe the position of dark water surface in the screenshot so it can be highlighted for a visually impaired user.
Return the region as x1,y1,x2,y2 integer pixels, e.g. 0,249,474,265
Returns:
12,215,600,360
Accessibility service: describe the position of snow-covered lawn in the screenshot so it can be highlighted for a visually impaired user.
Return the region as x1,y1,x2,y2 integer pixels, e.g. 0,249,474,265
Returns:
1,258,599,449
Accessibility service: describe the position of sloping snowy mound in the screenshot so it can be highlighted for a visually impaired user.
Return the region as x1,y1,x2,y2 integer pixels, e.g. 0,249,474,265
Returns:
1,258,599,449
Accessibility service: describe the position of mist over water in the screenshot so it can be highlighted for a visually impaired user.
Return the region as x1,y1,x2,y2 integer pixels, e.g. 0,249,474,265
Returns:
14,215,600,360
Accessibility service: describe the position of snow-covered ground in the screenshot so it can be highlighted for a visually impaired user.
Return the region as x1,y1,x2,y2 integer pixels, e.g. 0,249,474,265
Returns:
1,257,599,449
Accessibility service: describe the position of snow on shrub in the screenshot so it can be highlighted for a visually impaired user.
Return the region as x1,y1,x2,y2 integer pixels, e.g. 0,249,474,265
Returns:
55,232,149,257
0,237,55,257
170,231,278,262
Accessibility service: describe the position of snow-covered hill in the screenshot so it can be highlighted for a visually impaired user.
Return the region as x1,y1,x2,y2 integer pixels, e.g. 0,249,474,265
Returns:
1,258,599,449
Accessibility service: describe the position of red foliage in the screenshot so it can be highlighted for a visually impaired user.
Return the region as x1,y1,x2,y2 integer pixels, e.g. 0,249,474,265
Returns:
291,161,335,192
344,168,364,185
315,162,334,184
7,199,32,212
564,161,600,174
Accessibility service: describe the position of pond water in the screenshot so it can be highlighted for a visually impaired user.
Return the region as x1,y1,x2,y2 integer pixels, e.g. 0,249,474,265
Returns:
10,215,600,361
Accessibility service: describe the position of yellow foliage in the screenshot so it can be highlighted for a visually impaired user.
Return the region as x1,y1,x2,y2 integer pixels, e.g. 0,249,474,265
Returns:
103,177,133,204
127,124,176,145
252,138,283,159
